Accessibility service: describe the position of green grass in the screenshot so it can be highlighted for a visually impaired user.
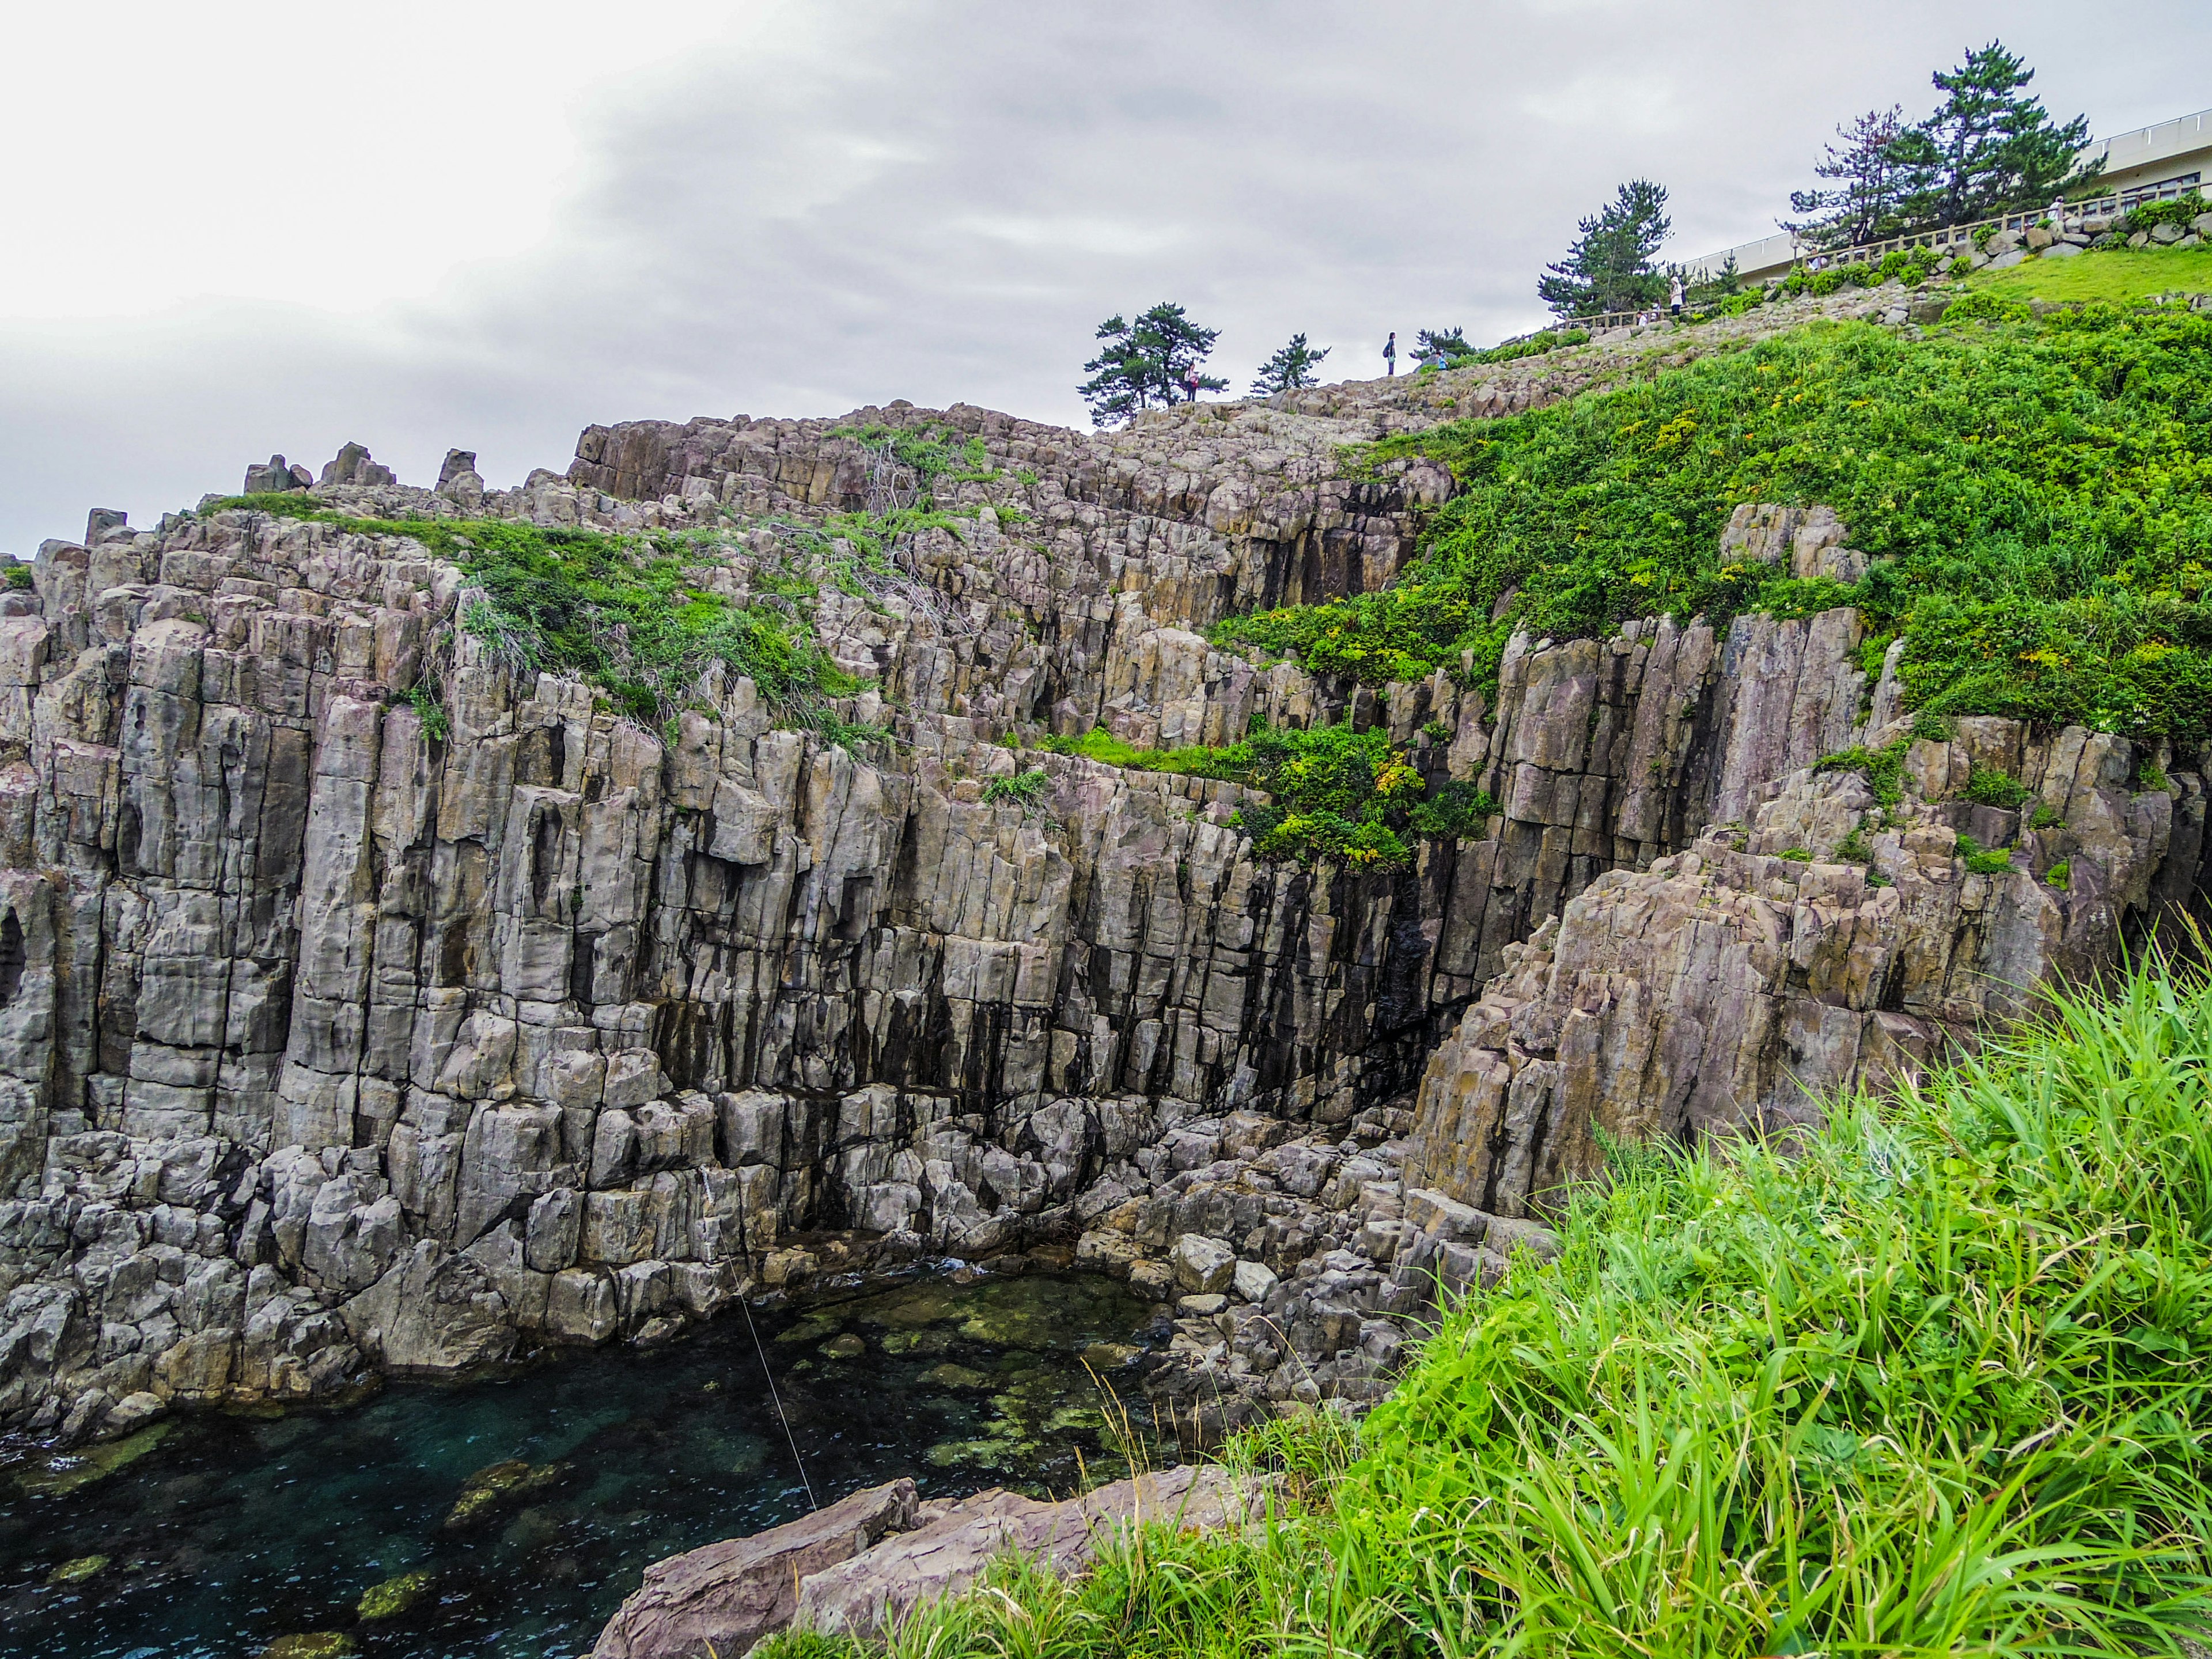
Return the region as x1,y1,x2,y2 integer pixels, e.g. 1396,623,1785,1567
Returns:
1969,244,2212,307
1217,301,2212,740
198,499,875,741
1036,724,1494,869
786,955,2212,1657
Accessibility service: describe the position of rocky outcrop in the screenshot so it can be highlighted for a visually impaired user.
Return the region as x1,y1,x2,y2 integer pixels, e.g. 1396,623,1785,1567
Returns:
594,1464,1263,1658
2,279,2191,1448
592,1476,918,1659
1405,715,2202,1221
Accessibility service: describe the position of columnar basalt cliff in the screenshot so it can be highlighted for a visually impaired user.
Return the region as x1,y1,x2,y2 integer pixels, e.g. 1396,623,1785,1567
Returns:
2,288,2202,1448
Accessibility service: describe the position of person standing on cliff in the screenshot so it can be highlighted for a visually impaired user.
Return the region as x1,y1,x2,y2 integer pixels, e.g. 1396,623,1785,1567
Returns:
1669,274,1684,317
1184,365,1201,403
1383,331,1397,376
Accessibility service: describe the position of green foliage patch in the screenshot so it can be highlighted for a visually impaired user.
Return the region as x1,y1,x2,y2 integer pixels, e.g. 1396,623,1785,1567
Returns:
1218,303,2212,739
198,502,872,742
1037,722,1491,870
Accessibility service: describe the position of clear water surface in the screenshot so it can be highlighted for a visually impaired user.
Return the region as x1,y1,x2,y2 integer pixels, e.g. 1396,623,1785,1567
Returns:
0,1271,1160,1658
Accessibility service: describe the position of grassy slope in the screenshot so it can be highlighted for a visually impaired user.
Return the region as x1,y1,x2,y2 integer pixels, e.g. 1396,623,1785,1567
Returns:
1969,244,2212,306
764,958,2212,1658
1218,294,2212,740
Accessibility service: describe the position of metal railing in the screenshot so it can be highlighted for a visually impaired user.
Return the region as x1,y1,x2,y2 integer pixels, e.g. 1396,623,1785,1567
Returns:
1794,177,2203,274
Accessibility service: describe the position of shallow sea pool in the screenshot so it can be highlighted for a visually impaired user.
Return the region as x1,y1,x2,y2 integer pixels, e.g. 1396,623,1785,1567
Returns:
0,1270,1160,1658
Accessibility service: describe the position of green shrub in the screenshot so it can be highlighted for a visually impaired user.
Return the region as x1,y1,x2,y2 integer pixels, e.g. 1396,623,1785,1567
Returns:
2046,858,2071,889
3,563,33,592
2138,760,2171,791
1420,718,1453,743
1813,740,1907,807
1042,722,1433,870
2120,192,2209,236
980,768,1051,808
1404,778,1498,838
2032,800,2065,828
1834,825,1873,863
1963,763,2030,807
399,684,450,744
1955,832,2015,874
1778,846,1812,862
1218,305,2212,742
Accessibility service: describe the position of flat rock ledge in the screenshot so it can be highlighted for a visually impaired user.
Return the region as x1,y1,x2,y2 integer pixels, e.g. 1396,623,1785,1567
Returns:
593,1463,1266,1659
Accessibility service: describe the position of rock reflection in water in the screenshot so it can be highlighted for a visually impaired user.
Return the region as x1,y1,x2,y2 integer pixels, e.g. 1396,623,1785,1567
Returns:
0,1271,1158,1659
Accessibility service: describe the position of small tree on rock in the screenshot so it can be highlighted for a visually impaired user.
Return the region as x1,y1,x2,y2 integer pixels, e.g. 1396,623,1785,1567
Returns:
1080,303,1226,425
1249,333,1332,396
1538,180,1671,319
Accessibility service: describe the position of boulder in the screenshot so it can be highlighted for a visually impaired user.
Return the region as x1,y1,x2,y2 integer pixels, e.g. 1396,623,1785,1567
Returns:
592,1478,917,1659
1169,1233,1235,1295
795,1466,1265,1637
319,441,396,487
241,454,308,494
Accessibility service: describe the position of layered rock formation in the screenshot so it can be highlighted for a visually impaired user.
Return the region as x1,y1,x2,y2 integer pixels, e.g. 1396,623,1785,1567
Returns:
5,280,2184,1449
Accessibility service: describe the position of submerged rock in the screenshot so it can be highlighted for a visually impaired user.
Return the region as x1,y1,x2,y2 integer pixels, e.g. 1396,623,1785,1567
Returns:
47,1554,109,1585
356,1570,434,1620
13,1423,172,1497
260,1636,356,1659
442,1459,567,1529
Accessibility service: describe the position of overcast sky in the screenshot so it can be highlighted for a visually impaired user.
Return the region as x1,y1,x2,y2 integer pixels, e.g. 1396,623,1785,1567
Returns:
3,1,2206,555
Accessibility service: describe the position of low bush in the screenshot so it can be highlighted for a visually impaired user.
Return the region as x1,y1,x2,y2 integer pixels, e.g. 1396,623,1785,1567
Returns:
1955,832,2016,874
1963,763,2031,807
1037,722,1486,870
980,768,1051,809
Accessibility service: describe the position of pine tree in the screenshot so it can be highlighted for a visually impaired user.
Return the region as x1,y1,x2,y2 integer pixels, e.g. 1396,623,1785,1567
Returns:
1537,180,1671,319
1783,107,1931,248
1413,327,1472,365
1249,333,1331,396
1910,42,2098,226
1078,303,1226,426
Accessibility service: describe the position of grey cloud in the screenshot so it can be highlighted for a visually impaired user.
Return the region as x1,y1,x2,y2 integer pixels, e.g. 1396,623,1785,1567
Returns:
6,0,2209,552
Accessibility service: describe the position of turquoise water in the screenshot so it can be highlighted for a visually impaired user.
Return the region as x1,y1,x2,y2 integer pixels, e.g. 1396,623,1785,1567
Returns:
0,1271,1160,1658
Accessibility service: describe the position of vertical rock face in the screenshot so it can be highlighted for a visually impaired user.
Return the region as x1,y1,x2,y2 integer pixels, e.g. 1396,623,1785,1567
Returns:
2,296,2202,1444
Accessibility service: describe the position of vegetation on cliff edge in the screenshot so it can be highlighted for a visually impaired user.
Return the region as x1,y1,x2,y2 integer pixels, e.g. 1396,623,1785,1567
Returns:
1219,295,2212,740
1037,723,1494,869
196,499,878,742
764,951,2212,1657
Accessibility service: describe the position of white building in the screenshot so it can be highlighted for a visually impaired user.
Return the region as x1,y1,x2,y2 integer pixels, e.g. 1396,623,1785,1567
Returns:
1684,107,2211,286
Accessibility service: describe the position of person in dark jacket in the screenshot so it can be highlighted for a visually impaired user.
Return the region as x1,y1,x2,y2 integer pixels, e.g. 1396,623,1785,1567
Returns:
1383,331,1396,376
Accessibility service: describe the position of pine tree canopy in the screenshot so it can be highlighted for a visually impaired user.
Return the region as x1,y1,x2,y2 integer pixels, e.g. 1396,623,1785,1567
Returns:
1079,303,1226,426
1537,180,1672,320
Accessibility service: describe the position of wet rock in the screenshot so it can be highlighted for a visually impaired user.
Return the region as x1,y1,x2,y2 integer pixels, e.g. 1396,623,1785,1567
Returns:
442,1458,566,1529
356,1570,434,1620
47,1554,109,1585
12,1422,171,1497
260,1637,356,1659
819,1333,866,1360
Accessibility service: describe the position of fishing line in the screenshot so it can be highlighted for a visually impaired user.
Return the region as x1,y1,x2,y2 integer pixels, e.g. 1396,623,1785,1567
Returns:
741,1296,818,1512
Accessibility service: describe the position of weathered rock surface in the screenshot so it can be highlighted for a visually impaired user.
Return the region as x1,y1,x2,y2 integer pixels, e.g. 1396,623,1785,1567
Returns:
592,1476,917,1659
1,283,2193,1447
594,1463,1263,1656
